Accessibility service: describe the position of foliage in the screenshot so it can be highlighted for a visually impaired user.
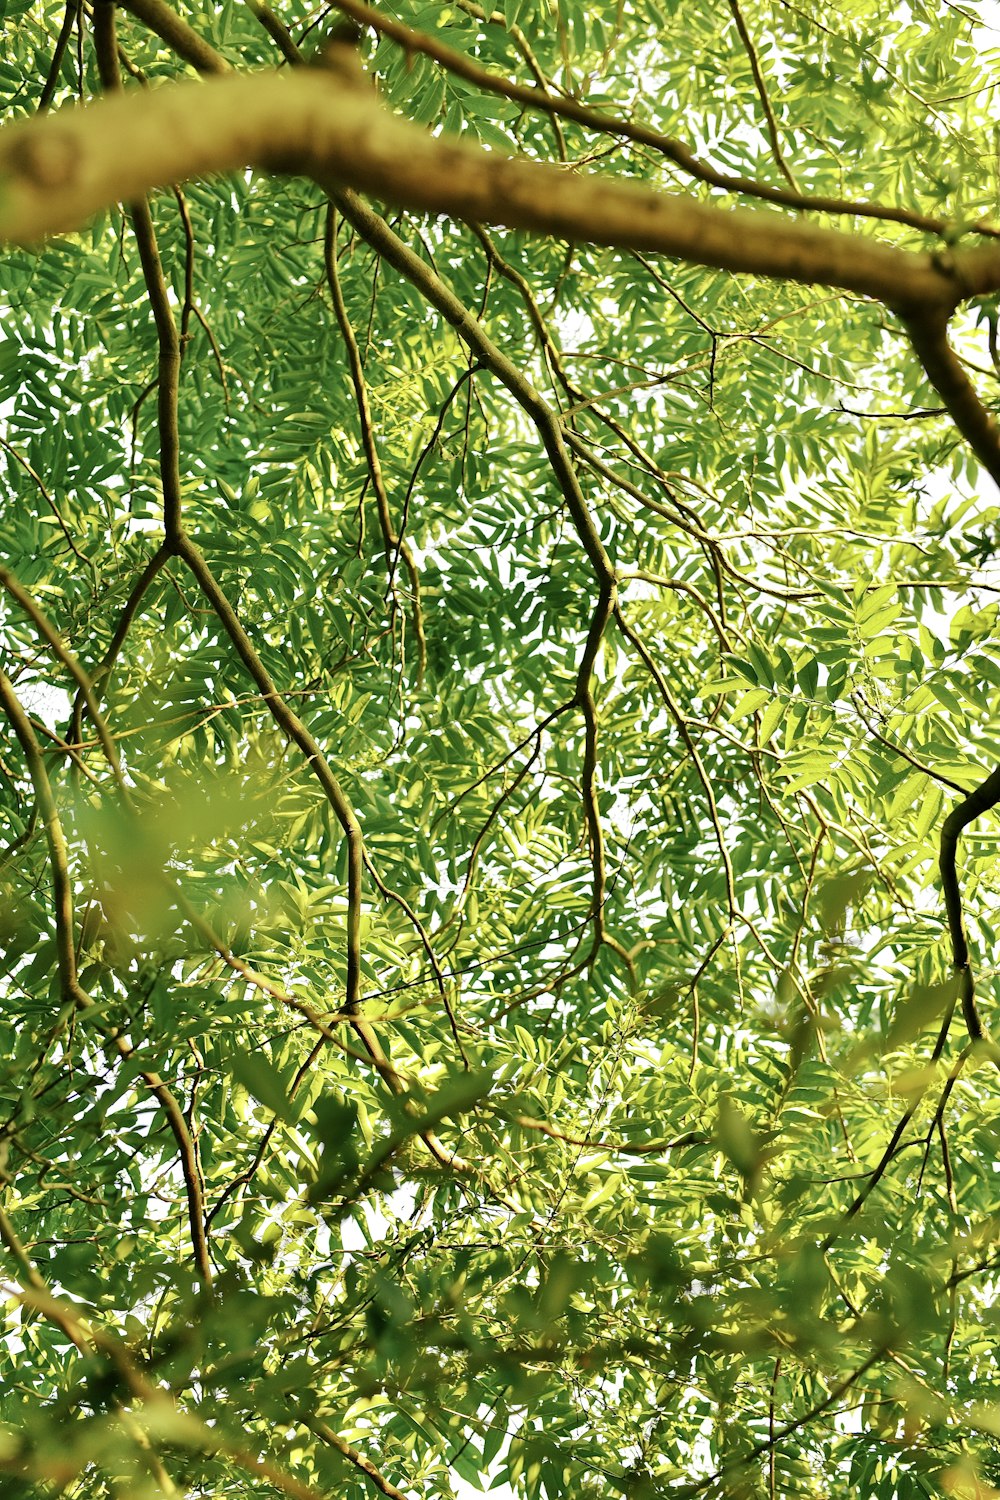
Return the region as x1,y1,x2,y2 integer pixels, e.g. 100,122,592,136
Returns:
3,1,1000,1496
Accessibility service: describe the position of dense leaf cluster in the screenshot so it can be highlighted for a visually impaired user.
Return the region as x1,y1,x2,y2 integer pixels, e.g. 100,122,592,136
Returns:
3,1,1000,1496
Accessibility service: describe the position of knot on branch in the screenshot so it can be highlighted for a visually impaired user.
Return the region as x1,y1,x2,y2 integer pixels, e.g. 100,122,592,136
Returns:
7,129,79,190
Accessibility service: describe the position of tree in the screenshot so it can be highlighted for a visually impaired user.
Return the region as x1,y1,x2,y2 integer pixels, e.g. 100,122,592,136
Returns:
3,0,1000,1493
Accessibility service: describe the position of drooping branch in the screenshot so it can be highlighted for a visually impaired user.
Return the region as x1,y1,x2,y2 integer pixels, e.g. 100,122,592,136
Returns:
94,0,184,544
0,667,213,1288
899,308,1000,491
939,766,1000,1046
0,67,987,312
174,533,366,1014
322,204,427,686
329,188,625,960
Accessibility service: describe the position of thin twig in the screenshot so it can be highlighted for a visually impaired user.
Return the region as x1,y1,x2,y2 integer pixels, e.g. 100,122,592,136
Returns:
727,0,800,190
323,204,427,686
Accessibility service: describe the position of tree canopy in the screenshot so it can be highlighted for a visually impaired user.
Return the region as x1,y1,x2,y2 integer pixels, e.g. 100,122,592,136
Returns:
4,1,1000,1496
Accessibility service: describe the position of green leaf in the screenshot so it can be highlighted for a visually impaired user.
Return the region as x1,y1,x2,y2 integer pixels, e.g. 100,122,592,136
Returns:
2,14,998,1495
231,1052,296,1121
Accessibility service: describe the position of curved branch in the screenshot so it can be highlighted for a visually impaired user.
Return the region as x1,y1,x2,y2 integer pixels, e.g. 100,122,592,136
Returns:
329,190,615,585
329,189,624,964
901,307,1000,491
174,533,366,1014
0,668,213,1288
939,766,1000,1044
0,67,982,311
0,431,94,574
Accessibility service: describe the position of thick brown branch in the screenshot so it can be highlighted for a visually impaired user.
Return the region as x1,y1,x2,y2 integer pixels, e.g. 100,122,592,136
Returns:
327,0,985,234
307,1418,412,1500
244,0,300,65
0,69,981,312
